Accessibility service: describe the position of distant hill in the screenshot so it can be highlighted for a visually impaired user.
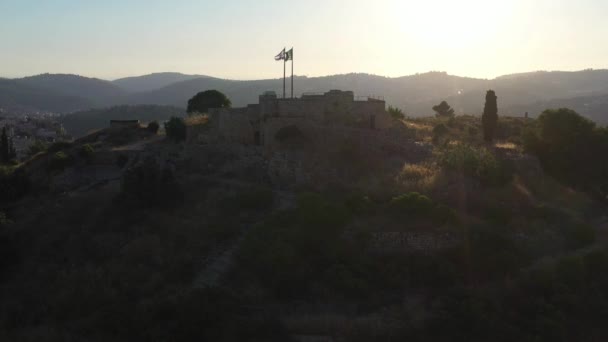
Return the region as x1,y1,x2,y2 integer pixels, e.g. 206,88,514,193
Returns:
17,74,126,106
112,72,209,93
3,70,608,124
124,72,487,111
0,78,93,113
60,105,184,137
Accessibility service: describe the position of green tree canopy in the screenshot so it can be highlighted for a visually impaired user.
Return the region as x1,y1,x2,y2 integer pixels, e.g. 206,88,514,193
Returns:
432,101,455,118
524,108,607,190
164,117,187,142
387,106,405,120
187,90,231,115
482,90,498,142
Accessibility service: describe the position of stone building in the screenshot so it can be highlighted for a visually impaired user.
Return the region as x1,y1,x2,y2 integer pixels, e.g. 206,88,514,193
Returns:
208,90,391,146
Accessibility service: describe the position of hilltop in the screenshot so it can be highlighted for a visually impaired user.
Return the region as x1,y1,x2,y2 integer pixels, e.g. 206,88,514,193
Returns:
1,102,607,340
112,72,211,93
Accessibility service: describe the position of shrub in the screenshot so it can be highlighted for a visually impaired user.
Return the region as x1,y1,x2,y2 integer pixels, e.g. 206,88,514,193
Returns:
0,212,11,226
387,106,405,120
432,124,449,144
389,192,456,224
165,117,187,142
432,101,455,117
0,166,29,202
121,156,182,207
79,144,95,160
27,140,48,156
468,126,478,137
147,121,160,134
389,192,435,216
49,151,72,171
440,144,512,186
48,141,73,153
523,108,607,190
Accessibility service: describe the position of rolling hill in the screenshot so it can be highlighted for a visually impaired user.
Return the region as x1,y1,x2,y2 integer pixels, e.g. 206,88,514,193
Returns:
112,72,209,93
2,70,608,124
17,73,127,106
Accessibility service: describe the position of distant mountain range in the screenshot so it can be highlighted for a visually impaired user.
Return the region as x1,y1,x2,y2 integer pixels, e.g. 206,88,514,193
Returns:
1,70,608,124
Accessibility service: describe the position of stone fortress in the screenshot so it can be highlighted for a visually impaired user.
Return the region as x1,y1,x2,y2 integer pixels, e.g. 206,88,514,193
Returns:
207,90,392,147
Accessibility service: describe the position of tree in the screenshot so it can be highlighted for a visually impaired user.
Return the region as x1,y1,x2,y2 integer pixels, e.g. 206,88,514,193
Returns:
0,127,9,163
387,106,405,120
523,108,601,186
147,121,160,134
432,123,449,144
187,90,231,115
165,117,187,142
481,90,498,143
433,101,455,118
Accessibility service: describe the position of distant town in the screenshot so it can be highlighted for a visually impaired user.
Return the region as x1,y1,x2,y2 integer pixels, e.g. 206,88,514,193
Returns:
0,108,67,159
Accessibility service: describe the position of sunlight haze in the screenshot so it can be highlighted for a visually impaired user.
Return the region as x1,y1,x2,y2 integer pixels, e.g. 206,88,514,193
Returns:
1,0,607,79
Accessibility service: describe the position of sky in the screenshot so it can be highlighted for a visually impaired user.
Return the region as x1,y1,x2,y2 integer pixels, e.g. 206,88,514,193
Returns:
1,0,607,80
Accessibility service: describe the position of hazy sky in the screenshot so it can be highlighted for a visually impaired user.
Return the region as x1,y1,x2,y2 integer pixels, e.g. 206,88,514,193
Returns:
1,0,607,80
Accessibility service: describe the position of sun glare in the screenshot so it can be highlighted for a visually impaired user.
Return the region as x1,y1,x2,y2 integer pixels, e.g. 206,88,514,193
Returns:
394,0,516,49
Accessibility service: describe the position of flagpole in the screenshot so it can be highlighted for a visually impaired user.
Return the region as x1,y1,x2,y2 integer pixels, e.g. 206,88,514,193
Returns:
291,48,294,98
283,47,286,98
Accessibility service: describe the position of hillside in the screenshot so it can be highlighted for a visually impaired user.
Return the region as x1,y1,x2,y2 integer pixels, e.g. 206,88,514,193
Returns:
60,105,185,137
1,111,607,341
0,78,93,113
112,72,209,93
17,74,127,106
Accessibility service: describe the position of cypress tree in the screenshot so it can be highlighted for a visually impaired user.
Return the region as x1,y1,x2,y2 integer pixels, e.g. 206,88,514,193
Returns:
0,127,8,163
482,90,498,143
8,137,16,160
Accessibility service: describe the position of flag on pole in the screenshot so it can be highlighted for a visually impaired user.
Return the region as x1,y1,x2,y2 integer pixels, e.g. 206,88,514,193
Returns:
275,48,286,61
285,48,293,61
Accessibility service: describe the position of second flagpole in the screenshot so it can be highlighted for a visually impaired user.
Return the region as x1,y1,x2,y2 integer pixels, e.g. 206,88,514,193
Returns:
291,49,294,98
283,48,286,98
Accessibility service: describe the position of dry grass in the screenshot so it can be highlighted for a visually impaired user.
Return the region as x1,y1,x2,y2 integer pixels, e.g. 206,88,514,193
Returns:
495,142,518,150
185,114,209,126
396,162,440,193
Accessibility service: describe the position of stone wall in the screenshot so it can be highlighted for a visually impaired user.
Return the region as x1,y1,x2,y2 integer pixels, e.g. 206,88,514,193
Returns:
214,106,260,144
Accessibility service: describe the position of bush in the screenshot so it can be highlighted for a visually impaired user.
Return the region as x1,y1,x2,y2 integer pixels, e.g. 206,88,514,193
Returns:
236,192,357,298
121,156,182,207
523,108,607,190
432,124,449,144
147,121,160,134
389,192,456,224
165,117,187,142
48,141,73,153
0,212,11,226
49,151,72,171
79,144,94,160
387,106,405,120
0,166,29,202
27,140,48,156
440,144,512,186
